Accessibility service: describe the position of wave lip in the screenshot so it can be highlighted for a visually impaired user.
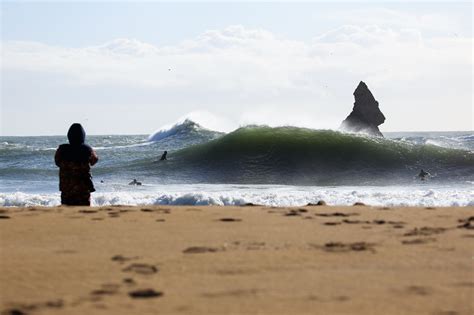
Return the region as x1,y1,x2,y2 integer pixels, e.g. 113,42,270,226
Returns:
148,119,223,142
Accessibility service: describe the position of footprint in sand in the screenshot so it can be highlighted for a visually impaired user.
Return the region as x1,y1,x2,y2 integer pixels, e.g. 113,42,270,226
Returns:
122,263,158,275
111,255,140,263
284,210,301,216
183,246,222,254
140,208,155,212
2,299,64,315
392,224,405,229
315,212,358,217
401,238,436,245
91,284,121,296
123,278,136,285
156,208,171,214
201,289,259,298
342,219,371,224
405,285,433,296
2,309,26,315
79,209,98,214
218,218,242,222
457,216,474,230
128,289,163,299
323,222,342,226
403,227,446,237
313,242,376,253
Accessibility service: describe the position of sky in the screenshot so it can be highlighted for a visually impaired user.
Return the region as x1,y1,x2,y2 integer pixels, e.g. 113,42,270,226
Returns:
1,1,472,136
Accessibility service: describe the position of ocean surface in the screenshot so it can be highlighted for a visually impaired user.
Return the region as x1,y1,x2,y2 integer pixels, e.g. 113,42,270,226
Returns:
1,120,473,207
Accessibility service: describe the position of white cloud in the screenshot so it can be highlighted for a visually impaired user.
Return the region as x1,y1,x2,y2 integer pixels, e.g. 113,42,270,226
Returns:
332,8,463,34
1,23,473,134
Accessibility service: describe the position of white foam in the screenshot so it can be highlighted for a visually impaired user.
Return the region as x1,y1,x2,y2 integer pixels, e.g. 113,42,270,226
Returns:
148,111,233,142
0,192,61,207
1,185,472,207
148,119,204,142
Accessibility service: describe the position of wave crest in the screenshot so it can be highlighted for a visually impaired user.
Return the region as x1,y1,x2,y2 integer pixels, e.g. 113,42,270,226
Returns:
164,126,474,184
148,119,223,142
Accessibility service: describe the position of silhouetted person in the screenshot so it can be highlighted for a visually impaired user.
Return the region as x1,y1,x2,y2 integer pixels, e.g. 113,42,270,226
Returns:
418,169,430,181
129,179,142,186
55,123,98,206
160,151,168,161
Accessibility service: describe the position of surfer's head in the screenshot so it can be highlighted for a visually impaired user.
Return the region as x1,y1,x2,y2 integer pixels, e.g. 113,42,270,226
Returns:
67,123,86,145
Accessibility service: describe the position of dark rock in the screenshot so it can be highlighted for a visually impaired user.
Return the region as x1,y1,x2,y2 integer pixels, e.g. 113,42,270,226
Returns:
341,81,385,137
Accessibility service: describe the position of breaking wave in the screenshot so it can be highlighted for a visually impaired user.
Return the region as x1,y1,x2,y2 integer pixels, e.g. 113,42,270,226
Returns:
1,185,473,207
156,126,474,185
148,119,223,142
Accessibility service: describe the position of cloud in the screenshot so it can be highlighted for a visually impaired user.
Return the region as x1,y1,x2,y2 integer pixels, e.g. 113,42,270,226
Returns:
314,25,422,46
1,23,473,134
331,7,463,34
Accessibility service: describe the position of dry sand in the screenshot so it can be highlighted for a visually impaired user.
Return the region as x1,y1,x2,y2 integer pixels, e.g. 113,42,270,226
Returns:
0,205,473,315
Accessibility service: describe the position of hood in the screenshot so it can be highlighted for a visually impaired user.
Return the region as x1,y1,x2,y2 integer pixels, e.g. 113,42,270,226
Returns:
67,123,86,145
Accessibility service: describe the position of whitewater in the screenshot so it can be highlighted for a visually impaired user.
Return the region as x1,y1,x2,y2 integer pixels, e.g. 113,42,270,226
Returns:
1,120,473,207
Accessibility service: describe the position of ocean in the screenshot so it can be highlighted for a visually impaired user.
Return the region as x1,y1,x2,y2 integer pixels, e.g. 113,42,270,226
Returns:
1,120,473,207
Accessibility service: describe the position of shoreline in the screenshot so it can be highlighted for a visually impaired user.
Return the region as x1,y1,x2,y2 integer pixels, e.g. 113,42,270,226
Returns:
1,205,473,314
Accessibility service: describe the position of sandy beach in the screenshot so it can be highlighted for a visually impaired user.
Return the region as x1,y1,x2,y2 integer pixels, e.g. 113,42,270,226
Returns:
0,205,473,315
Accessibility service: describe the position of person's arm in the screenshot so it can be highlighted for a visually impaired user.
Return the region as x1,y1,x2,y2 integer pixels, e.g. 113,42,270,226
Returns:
54,147,62,167
90,149,98,166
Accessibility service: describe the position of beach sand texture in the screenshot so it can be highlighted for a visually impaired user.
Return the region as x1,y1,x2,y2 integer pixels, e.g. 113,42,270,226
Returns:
1,205,473,315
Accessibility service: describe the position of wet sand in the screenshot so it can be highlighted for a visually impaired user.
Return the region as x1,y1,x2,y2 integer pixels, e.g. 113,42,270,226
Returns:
0,205,473,315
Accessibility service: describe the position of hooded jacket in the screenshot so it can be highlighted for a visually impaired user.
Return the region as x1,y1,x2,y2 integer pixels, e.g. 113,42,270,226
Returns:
55,123,98,193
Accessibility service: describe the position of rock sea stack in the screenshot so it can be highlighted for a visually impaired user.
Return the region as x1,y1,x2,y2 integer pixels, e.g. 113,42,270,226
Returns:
341,81,385,137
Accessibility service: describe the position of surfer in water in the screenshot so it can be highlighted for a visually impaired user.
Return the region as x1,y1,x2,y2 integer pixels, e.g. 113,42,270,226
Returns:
160,151,168,161
55,123,98,206
418,169,430,181
129,179,142,186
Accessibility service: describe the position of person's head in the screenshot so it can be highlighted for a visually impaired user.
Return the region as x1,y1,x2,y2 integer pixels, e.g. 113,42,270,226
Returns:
67,123,86,145
164,151,167,154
